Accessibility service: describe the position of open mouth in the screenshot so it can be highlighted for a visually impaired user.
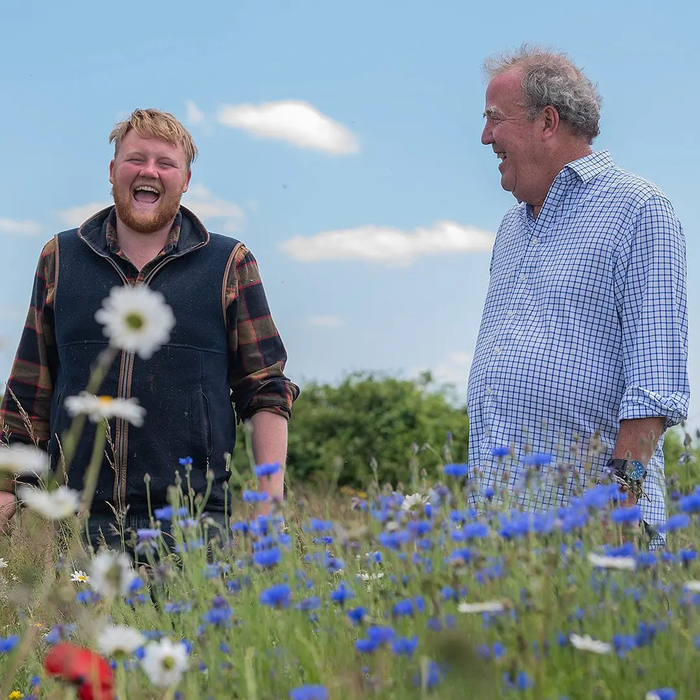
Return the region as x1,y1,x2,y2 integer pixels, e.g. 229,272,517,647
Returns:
132,185,161,204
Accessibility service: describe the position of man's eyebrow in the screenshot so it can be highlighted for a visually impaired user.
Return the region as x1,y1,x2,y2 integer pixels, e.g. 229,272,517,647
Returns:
483,107,503,119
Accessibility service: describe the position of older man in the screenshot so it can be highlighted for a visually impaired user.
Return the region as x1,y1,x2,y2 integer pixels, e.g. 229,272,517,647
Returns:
468,47,689,533
0,109,299,544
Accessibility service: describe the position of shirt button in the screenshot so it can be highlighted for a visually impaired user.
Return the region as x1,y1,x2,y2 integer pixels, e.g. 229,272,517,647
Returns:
519,274,526,282
507,310,515,318
532,238,539,245
486,387,492,395
493,346,501,355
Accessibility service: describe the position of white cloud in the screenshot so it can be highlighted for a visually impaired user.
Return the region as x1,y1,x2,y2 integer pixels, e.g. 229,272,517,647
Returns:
0,218,41,236
182,184,246,234
217,100,359,154
58,202,111,228
185,100,205,125
307,315,345,328
280,220,494,265
410,351,473,390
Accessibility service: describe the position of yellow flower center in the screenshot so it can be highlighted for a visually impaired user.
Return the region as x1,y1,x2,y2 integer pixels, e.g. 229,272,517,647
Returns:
98,396,114,405
9,691,23,700
125,312,144,330
162,655,175,670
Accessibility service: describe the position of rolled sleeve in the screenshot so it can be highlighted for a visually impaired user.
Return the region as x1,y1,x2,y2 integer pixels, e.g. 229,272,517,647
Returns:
617,195,689,428
225,245,299,422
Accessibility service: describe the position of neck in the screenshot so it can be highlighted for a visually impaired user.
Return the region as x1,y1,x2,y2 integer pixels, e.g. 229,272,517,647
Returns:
530,143,594,219
115,217,175,271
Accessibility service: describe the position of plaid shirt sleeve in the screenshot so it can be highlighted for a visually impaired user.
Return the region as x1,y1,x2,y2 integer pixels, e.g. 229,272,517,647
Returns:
225,244,299,421
0,238,58,445
616,194,690,428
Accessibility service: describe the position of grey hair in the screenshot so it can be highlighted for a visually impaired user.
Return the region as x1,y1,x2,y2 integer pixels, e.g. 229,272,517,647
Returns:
483,45,602,144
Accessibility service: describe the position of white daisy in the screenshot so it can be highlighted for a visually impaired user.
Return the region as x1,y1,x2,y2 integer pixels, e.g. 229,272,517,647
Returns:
401,493,429,512
0,444,49,477
97,624,146,658
0,558,8,569
587,552,636,570
95,285,175,360
141,637,189,688
683,580,700,593
70,570,89,583
359,571,384,581
17,485,81,520
457,600,505,614
89,550,138,599
64,392,146,427
569,633,612,654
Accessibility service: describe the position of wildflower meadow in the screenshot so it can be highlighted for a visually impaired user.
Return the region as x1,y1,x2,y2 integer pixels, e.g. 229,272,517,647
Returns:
0,285,699,700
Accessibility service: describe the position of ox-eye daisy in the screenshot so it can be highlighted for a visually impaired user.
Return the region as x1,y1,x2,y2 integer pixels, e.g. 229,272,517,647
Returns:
65,392,146,426
95,285,175,359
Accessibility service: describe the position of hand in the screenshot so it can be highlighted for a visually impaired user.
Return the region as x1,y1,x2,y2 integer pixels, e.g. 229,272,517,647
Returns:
0,491,16,531
617,485,638,508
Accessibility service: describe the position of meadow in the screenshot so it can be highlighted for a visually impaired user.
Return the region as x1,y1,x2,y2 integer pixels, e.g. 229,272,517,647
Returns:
0,285,697,700
0,427,699,700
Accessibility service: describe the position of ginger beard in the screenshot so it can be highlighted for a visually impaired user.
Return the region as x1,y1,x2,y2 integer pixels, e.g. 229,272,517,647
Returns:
112,179,185,234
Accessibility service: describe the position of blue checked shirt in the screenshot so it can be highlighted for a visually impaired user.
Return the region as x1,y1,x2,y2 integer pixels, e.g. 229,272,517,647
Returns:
467,151,689,528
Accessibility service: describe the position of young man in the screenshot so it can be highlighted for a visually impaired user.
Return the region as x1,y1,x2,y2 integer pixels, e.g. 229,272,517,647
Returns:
0,109,299,543
468,47,689,539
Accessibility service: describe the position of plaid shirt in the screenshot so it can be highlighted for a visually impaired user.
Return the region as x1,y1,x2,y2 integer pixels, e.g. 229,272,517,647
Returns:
0,208,299,446
467,151,690,528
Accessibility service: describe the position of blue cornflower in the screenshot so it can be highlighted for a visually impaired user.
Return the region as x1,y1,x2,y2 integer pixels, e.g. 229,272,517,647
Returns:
254,462,281,478
679,487,700,513
604,542,636,557
378,530,409,550
576,483,621,510
260,583,292,608
305,518,334,533
610,505,641,524
76,590,100,604
461,522,490,539
178,456,193,467
656,514,690,532
230,520,250,535
392,598,415,617
347,607,366,625
491,446,510,458
330,582,354,605
153,505,189,520
391,635,418,656
0,635,19,653
413,660,442,689
355,638,379,653
295,597,320,611
164,601,192,613
323,554,344,572
492,641,505,659
680,549,698,564
443,463,469,478
202,606,233,627
136,527,162,540
646,689,676,700
368,625,395,644
289,685,328,700
203,562,231,579
242,490,268,503
523,453,552,466
636,552,657,568
253,547,282,568
484,485,495,499
313,536,333,545
175,538,204,553
449,548,472,564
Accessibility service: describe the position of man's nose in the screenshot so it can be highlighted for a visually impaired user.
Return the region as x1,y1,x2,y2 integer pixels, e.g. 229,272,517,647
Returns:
481,123,493,146
139,159,159,178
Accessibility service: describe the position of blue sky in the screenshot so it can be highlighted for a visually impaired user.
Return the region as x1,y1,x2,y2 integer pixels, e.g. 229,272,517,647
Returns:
0,0,697,431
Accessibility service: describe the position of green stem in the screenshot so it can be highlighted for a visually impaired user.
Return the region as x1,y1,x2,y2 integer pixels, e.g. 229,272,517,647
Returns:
55,346,118,486
79,421,108,515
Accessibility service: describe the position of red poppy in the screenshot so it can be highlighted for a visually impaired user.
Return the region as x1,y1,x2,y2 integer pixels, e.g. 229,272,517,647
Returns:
44,643,114,700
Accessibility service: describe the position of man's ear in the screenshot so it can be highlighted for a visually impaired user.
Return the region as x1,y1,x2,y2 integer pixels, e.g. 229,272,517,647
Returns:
541,105,560,140
109,160,115,185
183,169,192,194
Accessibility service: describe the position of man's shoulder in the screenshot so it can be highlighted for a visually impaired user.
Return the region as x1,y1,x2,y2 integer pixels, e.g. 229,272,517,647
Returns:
594,165,671,207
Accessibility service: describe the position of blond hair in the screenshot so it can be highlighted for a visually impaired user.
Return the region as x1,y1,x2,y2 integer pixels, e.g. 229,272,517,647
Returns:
109,108,198,168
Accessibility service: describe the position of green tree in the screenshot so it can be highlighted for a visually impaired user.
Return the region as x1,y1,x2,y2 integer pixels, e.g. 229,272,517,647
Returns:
233,372,469,489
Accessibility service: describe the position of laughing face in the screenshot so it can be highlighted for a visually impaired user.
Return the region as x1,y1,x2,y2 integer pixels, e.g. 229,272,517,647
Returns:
481,69,545,206
109,130,191,234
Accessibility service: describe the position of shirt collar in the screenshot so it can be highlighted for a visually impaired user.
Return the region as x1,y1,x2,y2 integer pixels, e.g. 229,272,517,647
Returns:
105,209,183,255
563,150,614,183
